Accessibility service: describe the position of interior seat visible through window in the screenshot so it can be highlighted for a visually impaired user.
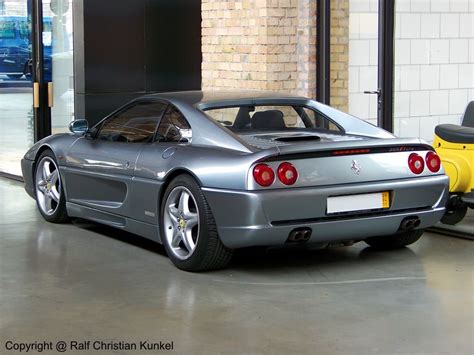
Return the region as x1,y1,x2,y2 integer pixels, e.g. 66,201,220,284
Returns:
251,110,286,130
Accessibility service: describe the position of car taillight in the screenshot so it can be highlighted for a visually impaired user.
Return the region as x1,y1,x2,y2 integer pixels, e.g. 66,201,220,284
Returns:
277,162,298,185
408,153,424,174
425,151,441,172
253,164,275,187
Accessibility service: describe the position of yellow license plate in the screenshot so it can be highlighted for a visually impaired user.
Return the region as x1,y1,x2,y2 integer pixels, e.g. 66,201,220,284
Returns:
382,191,390,208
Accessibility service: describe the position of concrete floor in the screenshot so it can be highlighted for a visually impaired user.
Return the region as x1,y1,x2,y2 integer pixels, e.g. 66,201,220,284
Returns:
0,178,473,354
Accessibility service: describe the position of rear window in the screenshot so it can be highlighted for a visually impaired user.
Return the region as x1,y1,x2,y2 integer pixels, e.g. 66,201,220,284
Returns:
203,105,341,133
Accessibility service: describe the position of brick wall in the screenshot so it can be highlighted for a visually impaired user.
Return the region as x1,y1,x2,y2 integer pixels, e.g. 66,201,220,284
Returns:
202,0,349,108
203,0,316,99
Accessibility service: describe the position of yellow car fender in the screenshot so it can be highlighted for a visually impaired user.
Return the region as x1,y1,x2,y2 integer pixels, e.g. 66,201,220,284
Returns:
433,136,474,193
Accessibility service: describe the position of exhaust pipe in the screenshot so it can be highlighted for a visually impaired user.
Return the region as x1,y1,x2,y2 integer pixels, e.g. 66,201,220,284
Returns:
399,216,421,231
287,228,312,243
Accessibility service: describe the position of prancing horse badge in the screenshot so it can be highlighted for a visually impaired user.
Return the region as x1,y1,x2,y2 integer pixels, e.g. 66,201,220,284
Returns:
351,160,361,175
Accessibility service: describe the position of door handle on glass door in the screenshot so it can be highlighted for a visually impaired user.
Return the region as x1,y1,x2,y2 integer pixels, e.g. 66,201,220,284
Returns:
33,82,40,108
363,90,381,95
47,82,54,107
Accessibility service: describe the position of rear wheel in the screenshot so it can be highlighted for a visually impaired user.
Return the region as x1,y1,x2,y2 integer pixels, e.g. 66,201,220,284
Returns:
364,230,424,249
160,175,233,271
34,150,69,223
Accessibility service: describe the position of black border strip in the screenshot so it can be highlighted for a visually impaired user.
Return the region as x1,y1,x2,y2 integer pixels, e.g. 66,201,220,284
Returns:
271,206,430,226
378,0,396,132
316,0,330,104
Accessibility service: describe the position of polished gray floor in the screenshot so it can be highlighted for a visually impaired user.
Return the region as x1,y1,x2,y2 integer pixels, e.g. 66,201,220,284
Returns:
0,178,473,354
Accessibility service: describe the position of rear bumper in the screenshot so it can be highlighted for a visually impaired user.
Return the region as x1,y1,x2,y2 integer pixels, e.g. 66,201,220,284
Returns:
203,175,449,248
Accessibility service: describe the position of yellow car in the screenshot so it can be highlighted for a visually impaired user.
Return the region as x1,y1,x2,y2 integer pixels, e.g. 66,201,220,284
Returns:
433,101,474,225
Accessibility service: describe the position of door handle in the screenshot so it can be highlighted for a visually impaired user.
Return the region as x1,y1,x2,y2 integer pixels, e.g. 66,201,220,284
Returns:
32,82,54,108
33,82,39,108
47,82,54,107
363,90,381,95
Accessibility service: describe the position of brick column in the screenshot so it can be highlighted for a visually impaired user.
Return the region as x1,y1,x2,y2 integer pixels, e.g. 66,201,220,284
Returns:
330,0,349,112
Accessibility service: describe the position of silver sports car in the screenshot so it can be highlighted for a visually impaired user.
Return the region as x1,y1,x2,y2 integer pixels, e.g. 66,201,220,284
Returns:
22,91,449,271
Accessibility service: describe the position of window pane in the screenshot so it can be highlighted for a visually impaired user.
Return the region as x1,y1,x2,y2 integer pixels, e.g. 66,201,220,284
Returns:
330,0,379,127
97,101,166,143
156,106,191,142
42,1,75,135
0,3,34,176
204,105,341,133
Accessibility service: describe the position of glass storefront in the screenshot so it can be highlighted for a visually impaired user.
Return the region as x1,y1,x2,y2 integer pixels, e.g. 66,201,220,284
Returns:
0,0,34,175
0,0,74,176
42,0,74,134
340,0,473,140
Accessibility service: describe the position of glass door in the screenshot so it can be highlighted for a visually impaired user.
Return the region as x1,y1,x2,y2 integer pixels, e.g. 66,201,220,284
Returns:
0,0,74,177
0,0,34,176
330,0,380,127
41,0,74,134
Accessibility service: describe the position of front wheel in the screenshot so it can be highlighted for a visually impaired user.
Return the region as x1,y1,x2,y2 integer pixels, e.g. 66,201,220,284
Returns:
34,150,69,223
364,230,424,249
160,175,233,271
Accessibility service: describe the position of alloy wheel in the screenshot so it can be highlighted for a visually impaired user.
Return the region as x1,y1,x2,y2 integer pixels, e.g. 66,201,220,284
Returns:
35,157,61,216
163,186,200,260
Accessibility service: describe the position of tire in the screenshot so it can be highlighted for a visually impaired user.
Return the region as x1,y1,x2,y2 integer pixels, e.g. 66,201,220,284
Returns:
7,74,22,80
364,230,424,250
160,174,233,271
441,204,468,225
34,150,69,223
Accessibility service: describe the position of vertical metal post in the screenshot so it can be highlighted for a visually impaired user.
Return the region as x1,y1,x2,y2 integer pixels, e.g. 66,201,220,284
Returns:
32,0,51,141
377,0,395,132
316,0,330,104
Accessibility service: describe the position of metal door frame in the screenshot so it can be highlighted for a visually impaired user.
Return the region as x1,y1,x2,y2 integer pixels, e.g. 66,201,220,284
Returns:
316,0,396,132
32,0,51,141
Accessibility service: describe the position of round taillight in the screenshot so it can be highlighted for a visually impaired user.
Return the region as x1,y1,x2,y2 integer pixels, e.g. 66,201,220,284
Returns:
253,164,275,187
408,153,424,174
277,162,298,185
426,151,441,172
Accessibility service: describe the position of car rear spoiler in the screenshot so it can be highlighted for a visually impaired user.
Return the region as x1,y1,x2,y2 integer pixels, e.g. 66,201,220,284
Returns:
262,138,434,161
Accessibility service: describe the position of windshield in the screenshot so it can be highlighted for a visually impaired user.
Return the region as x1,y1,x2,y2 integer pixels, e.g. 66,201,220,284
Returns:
0,20,16,39
204,105,342,133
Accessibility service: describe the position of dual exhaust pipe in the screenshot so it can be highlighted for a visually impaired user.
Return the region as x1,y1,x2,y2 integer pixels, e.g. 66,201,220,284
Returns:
287,227,312,243
399,216,421,231
286,216,420,243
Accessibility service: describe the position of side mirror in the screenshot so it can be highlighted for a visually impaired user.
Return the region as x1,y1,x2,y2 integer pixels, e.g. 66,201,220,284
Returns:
69,119,89,135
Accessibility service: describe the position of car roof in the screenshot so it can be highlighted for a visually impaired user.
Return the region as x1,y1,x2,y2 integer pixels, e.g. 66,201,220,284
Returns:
141,90,306,107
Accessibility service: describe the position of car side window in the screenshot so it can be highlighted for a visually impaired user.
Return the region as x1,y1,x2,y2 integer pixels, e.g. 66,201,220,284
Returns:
155,105,191,143
96,101,167,143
